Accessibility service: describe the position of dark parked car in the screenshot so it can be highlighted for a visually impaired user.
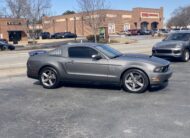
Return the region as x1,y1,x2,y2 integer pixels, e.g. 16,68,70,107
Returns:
63,32,77,38
139,30,151,35
51,33,63,39
40,32,51,39
0,38,8,44
0,41,15,51
51,32,77,39
27,43,172,93
128,29,141,35
152,31,190,62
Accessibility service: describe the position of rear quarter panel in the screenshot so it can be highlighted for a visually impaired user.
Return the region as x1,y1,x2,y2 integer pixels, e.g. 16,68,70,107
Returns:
27,55,68,80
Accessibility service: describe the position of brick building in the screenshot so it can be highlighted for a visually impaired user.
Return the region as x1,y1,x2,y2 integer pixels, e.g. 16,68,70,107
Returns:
43,7,164,36
0,18,28,41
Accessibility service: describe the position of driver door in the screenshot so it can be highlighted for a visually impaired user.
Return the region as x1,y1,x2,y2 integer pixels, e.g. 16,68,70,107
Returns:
65,46,109,81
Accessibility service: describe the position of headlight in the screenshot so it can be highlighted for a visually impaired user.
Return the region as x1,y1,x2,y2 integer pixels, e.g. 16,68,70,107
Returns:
175,43,183,48
154,67,165,72
154,65,169,73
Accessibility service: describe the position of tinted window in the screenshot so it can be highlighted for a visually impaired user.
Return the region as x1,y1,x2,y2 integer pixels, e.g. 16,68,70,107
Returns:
69,47,98,58
166,33,190,41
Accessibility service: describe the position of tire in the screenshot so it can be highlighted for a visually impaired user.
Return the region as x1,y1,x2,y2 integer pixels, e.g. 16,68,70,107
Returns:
122,69,149,93
39,67,60,89
1,46,7,51
181,49,189,62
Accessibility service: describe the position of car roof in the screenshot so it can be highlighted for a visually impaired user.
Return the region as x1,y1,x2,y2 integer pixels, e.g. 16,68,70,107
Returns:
66,43,106,47
172,30,190,34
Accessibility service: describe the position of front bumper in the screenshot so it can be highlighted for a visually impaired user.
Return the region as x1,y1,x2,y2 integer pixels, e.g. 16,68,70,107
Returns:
149,69,173,85
152,48,183,58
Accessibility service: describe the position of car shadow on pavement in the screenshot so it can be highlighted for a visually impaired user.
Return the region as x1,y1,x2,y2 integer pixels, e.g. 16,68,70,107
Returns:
148,82,168,93
34,81,168,93
62,82,122,91
33,81,122,91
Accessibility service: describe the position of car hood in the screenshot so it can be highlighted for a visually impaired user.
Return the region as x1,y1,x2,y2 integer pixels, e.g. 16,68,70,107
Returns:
117,54,170,66
154,40,187,49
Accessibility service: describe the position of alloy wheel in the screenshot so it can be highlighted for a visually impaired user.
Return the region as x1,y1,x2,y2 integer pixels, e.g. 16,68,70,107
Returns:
41,69,57,87
125,72,145,92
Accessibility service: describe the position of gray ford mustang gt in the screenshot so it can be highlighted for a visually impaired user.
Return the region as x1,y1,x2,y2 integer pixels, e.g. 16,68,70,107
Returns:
27,43,172,93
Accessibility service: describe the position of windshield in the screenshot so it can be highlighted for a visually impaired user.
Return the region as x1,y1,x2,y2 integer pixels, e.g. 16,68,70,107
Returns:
165,33,190,41
96,45,122,58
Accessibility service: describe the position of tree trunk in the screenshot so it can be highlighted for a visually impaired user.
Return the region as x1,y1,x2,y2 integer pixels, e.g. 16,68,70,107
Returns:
94,33,97,43
93,27,97,43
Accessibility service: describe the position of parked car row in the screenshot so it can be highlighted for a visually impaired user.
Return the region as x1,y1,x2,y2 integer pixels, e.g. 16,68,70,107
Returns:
36,32,77,39
118,29,153,36
117,28,181,37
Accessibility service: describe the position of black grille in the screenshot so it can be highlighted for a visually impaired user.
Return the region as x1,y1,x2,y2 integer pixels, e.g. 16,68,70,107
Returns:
156,50,172,54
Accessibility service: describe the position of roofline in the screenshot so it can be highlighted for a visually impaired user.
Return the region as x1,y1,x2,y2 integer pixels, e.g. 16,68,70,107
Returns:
43,7,162,19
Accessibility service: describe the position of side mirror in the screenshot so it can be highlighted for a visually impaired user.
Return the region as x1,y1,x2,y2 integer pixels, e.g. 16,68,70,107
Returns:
92,54,102,60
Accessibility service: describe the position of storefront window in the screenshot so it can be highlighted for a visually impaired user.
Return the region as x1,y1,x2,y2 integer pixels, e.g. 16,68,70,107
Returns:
108,23,115,34
124,23,130,31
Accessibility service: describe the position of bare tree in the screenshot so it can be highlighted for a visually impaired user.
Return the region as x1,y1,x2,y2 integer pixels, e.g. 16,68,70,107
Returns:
27,0,51,40
77,0,109,43
28,0,51,22
167,5,190,28
5,0,30,18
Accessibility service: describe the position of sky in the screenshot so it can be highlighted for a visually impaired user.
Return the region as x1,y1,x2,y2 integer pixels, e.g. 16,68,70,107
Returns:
51,0,190,22
0,0,190,22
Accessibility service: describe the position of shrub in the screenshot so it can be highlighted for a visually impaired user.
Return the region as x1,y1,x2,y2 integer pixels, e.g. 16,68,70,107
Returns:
86,35,100,42
109,39,119,43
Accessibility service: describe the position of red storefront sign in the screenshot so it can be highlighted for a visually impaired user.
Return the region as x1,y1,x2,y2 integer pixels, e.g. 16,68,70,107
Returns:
141,12,159,18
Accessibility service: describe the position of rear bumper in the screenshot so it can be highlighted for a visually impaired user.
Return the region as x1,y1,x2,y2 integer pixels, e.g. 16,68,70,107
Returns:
149,69,173,85
27,69,39,79
27,62,39,80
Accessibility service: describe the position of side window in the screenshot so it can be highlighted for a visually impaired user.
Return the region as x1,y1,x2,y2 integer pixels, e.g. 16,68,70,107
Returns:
68,47,98,58
49,48,62,56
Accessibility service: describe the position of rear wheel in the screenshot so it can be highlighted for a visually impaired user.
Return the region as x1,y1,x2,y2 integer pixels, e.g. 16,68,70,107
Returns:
122,69,149,93
40,67,60,89
181,49,189,62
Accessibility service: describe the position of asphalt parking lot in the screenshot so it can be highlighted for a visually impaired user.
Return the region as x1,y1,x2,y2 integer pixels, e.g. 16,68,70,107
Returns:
0,39,190,138
0,62,190,138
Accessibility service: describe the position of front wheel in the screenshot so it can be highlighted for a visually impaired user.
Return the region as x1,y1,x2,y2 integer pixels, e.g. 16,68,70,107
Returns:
122,69,149,93
1,46,7,51
40,67,60,89
181,49,189,62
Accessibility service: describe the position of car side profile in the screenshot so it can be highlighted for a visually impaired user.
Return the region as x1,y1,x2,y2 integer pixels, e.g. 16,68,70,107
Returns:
152,31,190,62
27,43,172,93
0,41,15,51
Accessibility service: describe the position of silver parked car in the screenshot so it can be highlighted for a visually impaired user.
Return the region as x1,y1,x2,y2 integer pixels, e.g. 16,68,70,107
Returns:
152,31,190,62
27,43,172,93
